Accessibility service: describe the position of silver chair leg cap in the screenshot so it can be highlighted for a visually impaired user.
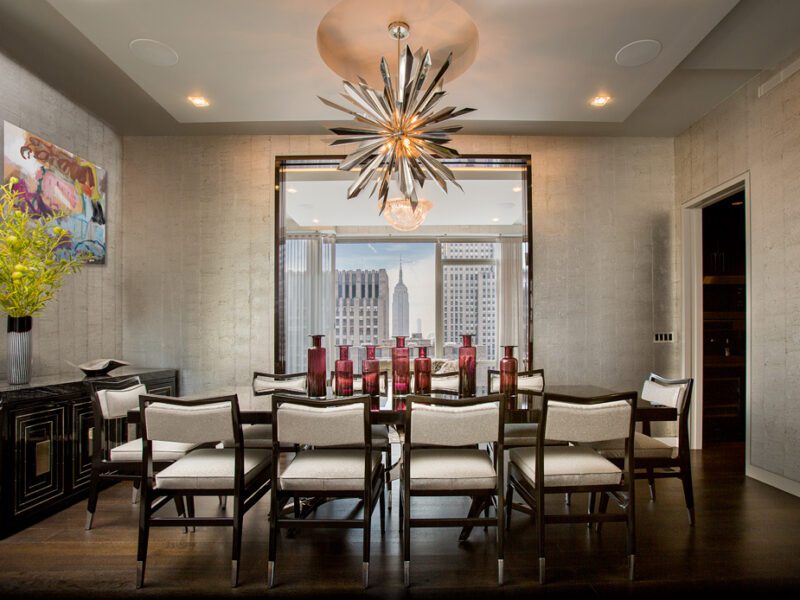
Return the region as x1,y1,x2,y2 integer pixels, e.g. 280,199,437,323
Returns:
404,560,410,587
628,554,635,581
362,562,369,588
538,557,545,584
498,559,504,586
231,560,239,588
219,495,227,510
564,493,570,505
136,561,144,588
688,507,696,526
132,486,139,505
85,511,94,531
649,485,656,501
267,560,275,588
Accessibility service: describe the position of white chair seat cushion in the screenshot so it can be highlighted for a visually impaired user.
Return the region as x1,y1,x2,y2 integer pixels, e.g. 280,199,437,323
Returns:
409,449,497,490
510,446,622,487
280,450,381,491
504,423,538,446
590,432,676,459
110,438,197,462
155,448,270,490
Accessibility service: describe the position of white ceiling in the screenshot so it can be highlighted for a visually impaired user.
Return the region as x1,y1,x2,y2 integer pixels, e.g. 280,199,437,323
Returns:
48,0,739,125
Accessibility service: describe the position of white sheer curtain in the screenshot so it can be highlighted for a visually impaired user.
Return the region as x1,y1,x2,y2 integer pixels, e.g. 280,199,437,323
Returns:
284,233,336,373
498,237,525,360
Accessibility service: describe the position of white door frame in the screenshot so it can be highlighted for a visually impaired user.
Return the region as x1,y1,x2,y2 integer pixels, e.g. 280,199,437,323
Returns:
681,172,750,451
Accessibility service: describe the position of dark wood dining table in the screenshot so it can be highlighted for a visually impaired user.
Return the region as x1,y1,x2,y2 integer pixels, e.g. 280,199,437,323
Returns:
127,384,677,426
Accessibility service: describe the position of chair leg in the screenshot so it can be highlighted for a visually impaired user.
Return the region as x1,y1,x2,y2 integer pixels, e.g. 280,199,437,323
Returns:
385,443,392,510
379,487,386,535
174,496,188,534
136,487,150,588
596,493,610,533
681,463,696,526
186,496,196,533
231,493,243,587
647,468,657,501
85,468,101,531
483,498,490,532
587,492,596,528
505,481,513,530
268,497,278,588
536,496,545,584
362,493,371,589
403,483,410,586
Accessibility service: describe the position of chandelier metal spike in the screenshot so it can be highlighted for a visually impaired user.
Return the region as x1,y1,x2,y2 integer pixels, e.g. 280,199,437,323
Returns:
320,21,475,216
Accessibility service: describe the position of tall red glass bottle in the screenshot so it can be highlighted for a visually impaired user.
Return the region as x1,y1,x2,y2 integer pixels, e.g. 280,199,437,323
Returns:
414,346,432,394
459,334,477,397
392,335,410,399
499,345,518,396
307,334,327,397
334,345,353,397
362,344,380,407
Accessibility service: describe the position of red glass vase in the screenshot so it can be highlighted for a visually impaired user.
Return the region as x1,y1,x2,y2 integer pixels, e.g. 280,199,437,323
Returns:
392,335,410,397
307,334,327,397
362,344,380,407
414,346,431,394
334,345,353,397
499,345,518,396
459,334,477,397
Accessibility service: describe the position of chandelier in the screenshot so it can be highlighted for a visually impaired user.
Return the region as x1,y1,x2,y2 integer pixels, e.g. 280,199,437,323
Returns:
319,21,475,216
382,197,433,231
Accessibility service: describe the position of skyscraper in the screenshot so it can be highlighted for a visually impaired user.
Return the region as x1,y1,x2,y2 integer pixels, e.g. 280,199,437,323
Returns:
392,260,410,337
335,269,389,348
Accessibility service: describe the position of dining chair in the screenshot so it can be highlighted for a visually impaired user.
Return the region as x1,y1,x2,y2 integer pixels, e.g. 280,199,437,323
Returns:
136,392,271,588
330,369,394,508
268,393,384,589
402,394,505,586
591,373,696,525
488,367,545,447
429,370,460,394
506,391,637,582
85,376,196,530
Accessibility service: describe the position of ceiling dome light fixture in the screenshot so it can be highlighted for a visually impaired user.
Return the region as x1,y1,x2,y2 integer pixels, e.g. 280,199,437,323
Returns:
319,20,475,215
615,39,662,67
128,38,179,67
382,197,433,232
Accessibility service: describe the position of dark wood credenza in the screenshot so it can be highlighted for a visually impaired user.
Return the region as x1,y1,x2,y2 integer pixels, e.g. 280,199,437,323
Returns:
0,367,178,538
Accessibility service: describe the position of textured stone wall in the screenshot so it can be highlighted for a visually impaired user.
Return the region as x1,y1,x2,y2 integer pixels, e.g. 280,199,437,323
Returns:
0,52,123,380
675,67,800,485
123,134,679,398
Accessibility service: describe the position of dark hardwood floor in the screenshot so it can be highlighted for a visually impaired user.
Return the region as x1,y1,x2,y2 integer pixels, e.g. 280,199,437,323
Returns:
1,444,798,599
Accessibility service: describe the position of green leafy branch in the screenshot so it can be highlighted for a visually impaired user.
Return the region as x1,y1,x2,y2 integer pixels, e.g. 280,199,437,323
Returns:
0,176,89,317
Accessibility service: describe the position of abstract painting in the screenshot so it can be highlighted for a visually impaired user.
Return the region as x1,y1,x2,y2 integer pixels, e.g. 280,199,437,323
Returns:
3,121,106,263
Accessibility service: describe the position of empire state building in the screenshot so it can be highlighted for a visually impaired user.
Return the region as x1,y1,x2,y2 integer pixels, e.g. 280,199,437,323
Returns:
392,260,410,337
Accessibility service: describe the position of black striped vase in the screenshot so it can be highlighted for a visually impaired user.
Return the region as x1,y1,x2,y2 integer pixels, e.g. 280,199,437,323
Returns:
7,316,32,385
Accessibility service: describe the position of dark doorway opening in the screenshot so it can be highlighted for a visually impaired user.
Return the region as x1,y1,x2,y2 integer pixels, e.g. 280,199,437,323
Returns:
702,190,746,448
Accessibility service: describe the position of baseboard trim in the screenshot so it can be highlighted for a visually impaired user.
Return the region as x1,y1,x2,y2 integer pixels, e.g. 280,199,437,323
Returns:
746,464,800,498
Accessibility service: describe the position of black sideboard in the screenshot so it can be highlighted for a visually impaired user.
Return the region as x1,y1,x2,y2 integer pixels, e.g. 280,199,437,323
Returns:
0,367,178,538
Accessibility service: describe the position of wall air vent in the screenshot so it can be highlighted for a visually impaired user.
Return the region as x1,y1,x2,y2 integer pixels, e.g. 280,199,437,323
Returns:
654,332,673,343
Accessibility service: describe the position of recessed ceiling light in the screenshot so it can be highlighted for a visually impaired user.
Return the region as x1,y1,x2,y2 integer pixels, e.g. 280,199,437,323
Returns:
491,217,500,223
312,218,320,224
590,96,611,107
731,200,743,206
287,187,297,194
512,186,522,193
615,39,662,67
129,38,179,67
187,96,210,108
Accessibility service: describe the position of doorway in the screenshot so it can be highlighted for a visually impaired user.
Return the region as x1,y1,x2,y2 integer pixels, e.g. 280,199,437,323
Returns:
701,191,746,450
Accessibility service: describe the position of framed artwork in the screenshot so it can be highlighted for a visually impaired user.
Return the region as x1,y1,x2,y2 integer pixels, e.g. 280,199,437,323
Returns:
3,121,107,263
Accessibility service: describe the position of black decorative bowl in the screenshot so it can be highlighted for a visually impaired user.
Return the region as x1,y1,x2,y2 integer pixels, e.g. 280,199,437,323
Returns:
76,359,130,377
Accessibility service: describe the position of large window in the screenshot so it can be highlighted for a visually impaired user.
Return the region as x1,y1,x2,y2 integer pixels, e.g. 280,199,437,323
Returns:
275,157,531,374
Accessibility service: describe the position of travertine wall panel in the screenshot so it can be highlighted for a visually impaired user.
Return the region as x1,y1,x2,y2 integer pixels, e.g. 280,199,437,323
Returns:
0,52,123,379
675,67,800,484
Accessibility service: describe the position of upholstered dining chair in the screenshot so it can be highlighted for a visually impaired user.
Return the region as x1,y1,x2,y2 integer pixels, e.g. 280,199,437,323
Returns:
402,394,506,586
429,370,460,394
85,376,195,530
136,393,271,588
488,367,545,448
591,373,696,525
506,391,637,582
329,369,394,507
268,394,385,589
245,371,308,448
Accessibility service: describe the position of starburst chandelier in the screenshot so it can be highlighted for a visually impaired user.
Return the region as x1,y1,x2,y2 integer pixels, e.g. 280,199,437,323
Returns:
319,21,475,217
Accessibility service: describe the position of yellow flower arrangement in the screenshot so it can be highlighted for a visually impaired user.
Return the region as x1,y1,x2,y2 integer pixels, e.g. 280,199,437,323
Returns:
0,176,88,317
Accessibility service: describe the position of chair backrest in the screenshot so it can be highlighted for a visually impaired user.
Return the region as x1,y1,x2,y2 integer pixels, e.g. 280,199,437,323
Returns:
543,393,636,444
87,376,145,460
252,371,307,396
406,394,504,447
642,373,693,416
488,368,545,393
430,371,459,394
273,394,369,447
141,394,238,445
